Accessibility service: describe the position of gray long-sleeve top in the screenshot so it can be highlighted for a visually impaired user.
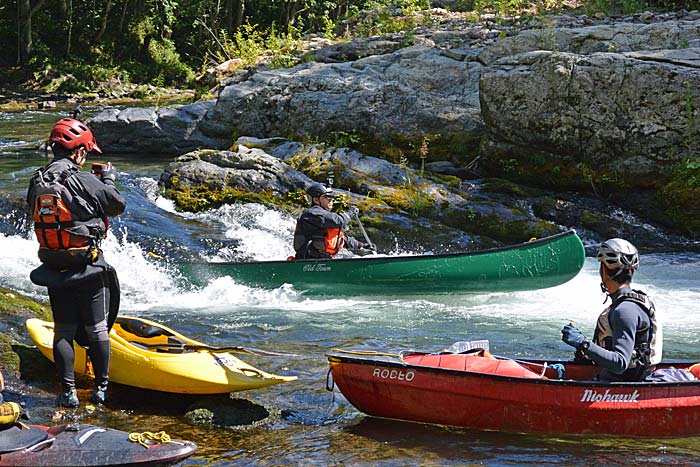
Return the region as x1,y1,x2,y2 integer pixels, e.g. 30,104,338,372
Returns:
583,287,652,381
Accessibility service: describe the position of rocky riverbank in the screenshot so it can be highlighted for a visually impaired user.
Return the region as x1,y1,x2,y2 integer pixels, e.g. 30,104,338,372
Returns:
0,286,280,431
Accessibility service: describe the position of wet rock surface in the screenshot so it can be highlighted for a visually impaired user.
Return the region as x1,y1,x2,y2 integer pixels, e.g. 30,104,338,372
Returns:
162,137,699,252
87,9,700,242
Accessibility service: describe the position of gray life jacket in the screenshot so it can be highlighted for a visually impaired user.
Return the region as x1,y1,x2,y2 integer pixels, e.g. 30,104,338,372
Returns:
593,289,662,379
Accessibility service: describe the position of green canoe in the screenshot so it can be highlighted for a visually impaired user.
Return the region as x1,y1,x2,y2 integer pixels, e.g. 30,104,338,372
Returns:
180,230,585,295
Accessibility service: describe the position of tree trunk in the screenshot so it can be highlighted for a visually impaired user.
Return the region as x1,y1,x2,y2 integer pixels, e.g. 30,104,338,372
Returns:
95,0,113,43
17,0,45,64
232,0,245,31
118,0,129,33
280,1,301,32
58,0,67,18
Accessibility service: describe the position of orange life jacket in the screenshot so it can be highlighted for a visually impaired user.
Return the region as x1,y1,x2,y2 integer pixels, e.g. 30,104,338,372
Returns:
325,227,346,255
31,165,102,269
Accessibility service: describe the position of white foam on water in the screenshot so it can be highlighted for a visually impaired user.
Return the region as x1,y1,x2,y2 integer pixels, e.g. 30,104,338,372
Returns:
0,232,45,298
214,203,296,262
3,193,700,347
98,227,182,309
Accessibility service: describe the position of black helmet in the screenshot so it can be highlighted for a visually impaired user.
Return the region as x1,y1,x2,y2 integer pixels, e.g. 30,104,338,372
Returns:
597,238,639,271
307,183,333,198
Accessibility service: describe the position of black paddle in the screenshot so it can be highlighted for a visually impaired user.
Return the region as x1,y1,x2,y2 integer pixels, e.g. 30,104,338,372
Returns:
133,342,299,357
353,212,377,254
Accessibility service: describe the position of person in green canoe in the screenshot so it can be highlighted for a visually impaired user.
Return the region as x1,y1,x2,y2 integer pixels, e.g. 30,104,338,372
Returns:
561,238,662,382
293,183,374,259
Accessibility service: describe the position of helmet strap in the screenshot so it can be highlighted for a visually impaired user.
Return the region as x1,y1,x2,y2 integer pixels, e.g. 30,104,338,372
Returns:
608,268,624,281
600,281,611,303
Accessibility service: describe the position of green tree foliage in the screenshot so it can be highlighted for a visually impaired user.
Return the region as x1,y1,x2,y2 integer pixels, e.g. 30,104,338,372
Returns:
1,0,698,89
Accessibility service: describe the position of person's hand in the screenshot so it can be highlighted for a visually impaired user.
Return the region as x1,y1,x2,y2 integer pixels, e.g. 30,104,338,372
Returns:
347,205,359,217
101,163,117,185
363,242,377,252
561,324,586,349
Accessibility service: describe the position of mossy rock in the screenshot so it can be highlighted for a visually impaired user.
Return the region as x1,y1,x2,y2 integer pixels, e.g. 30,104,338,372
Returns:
185,397,277,429
285,146,334,180
11,343,54,380
354,132,482,165
441,208,559,244
580,210,606,231
424,171,462,188
371,185,436,217
531,197,558,220
0,334,20,373
0,287,51,321
658,182,700,237
0,287,51,376
482,178,543,197
165,185,306,213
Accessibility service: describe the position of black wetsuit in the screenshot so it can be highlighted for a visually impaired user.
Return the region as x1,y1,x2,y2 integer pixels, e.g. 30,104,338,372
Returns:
27,157,125,392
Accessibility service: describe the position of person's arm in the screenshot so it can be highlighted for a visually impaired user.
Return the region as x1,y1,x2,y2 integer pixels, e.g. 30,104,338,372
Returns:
315,207,351,228
583,303,643,374
345,235,364,250
75,171,126,218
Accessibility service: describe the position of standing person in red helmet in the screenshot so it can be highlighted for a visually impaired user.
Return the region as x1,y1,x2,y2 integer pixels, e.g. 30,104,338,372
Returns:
26,117,125,408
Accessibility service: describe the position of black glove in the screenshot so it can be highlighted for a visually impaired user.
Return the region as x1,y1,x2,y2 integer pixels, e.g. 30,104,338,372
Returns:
363,242,377,252
101,163,117,185
347,206,359,217
561,324,586,349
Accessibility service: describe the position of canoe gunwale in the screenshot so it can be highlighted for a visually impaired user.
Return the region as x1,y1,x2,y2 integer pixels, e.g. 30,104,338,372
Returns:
182,230,581,267
326,350,700,388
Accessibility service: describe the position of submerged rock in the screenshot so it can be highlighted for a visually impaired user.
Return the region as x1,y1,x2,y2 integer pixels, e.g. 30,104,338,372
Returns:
185,397,277,429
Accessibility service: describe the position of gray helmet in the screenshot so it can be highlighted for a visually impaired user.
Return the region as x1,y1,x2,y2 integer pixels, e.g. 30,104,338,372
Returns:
597,238,639,271
306,183,333,199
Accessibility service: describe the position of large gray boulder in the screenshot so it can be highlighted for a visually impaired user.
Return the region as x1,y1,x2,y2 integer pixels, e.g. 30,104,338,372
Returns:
89,100,217,155
478,18,700,65
479,48,700,185
160,145,310,195
196,45,485,157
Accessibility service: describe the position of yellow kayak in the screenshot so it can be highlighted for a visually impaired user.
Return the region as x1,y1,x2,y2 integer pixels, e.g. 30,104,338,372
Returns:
26,316,297,394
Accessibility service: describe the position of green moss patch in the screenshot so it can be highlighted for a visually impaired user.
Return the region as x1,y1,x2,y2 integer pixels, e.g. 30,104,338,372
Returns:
659,183,700,237
165,185,307,213
482,178,543,197
0,287,51,320
0,287,51,376
441,208,559,243
185,397,278,429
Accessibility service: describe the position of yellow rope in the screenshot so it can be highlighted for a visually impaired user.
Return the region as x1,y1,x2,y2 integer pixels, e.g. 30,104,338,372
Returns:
128,431,171,449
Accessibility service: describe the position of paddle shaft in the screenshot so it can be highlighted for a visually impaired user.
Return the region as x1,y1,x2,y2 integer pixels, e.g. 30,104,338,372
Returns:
135,342,298,357
353,212,375,252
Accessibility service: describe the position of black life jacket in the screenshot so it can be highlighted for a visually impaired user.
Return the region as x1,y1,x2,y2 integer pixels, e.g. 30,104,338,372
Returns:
593,289,660,381
30,163,106,270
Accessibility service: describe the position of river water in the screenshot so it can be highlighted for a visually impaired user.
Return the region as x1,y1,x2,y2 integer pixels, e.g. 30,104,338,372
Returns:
2,108,700,466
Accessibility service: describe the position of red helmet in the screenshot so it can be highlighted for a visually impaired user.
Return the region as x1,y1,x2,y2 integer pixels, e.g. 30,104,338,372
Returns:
49,118,102,154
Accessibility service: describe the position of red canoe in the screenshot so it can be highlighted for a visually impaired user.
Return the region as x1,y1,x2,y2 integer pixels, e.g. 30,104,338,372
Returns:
326,348,700,437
